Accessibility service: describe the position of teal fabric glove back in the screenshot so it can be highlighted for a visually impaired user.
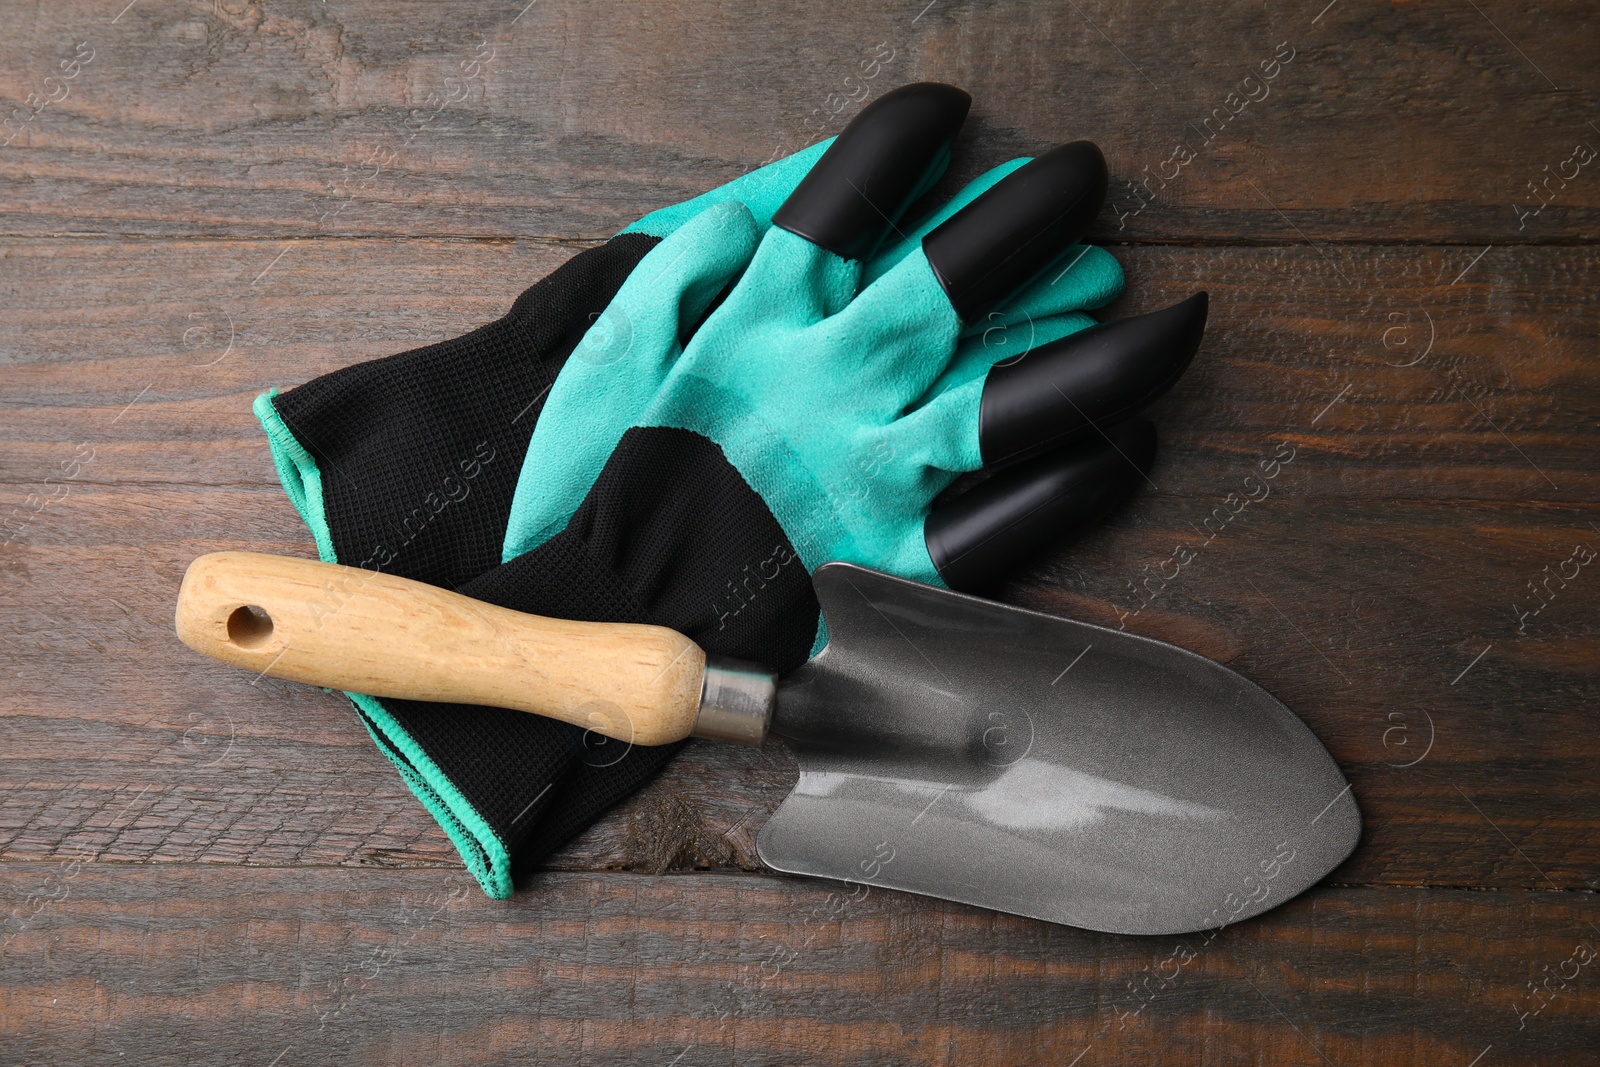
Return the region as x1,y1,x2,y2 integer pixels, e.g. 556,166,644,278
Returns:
504,161,1125,576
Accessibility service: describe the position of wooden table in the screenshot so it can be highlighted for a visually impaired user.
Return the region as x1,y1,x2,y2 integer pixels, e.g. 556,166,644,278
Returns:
3,3,1596,1063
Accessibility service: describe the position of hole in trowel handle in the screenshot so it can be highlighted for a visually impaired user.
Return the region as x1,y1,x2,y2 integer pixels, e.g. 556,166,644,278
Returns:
226,604,274,648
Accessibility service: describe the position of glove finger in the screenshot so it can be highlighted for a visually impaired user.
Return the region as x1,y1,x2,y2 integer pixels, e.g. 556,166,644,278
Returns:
863,157,1031,287
906,308,1101,429
700,224,863,336
876,293,1198,507
956,310,1100,373
923,140,1110,323
963,243,1123,336
869,166,1123,331
830,141,1110,408
979,293,1207,467
612,199,766,351
924,418,1157,594
875,305,1101,479
706,82,972,331
928,243,1126,407
501,201,762,560
773,82,970,262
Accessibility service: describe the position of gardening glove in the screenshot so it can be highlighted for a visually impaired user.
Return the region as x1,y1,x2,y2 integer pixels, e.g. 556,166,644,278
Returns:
251,85,1176,898
449,92,1202,892
506,132,1207,650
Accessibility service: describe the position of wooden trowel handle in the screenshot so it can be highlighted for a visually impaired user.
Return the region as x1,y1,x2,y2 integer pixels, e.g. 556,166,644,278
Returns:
174,551,707,746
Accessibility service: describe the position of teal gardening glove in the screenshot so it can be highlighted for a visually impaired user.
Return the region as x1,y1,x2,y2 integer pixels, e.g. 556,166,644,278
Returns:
505,112,1207,644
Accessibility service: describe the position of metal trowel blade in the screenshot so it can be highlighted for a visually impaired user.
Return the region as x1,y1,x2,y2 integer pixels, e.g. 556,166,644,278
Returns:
756,563,1360,935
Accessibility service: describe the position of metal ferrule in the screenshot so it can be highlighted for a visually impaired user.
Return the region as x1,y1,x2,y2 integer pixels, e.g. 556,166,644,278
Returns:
692,656,777,746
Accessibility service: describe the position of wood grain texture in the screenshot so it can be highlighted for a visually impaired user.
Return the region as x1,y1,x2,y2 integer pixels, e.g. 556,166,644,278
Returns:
3,866,1598,1067
0,1,1596,243
1,239,1594,496
2,0,1597,1061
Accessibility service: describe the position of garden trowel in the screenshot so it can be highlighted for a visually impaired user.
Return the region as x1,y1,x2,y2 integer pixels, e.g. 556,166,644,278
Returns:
176,551,1359,935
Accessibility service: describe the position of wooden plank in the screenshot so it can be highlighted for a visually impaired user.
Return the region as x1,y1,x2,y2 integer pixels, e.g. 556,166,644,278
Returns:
1,238,1594,496
2,236,1595,888
0,1,1596,243
2,866,1596,1065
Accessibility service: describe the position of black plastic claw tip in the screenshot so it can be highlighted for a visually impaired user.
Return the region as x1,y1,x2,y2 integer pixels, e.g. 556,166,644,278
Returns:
922,140,1109,323
773,82,971,262
926,419,1157,595
978,292,1207,468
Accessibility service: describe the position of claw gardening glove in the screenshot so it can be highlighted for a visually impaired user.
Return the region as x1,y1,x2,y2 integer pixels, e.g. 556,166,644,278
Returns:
505,133,1206,627
254,84,1198,898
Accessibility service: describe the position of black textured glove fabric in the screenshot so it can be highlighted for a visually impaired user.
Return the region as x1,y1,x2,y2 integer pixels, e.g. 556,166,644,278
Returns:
273,234,659,591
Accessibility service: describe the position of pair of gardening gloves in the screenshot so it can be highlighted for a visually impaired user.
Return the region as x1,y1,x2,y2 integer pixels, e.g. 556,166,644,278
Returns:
255,84,1207,898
